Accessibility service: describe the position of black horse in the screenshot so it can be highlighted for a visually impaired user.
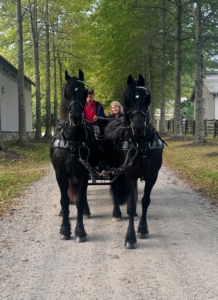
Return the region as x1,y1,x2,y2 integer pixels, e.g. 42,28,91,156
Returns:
50,69,98,241
104,74,164,249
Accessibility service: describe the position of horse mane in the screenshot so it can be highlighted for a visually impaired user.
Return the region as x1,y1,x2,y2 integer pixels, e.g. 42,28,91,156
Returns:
60,75,79,121
60,88,67,121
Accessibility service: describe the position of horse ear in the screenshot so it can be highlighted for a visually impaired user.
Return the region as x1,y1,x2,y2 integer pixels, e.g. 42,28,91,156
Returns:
79,69,84,81
65,70,70,81
127,74,134,86
138,74,145,86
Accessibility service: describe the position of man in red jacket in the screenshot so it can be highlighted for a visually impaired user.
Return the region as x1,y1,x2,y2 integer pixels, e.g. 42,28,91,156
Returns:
84,88,107,126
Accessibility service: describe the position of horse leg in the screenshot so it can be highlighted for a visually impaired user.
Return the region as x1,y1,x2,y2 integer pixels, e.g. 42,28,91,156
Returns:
127,182,138,217
110,183,122,221
83,193,91,219
59,187,91,219
125,182,137,249
138,175,158,239
56,175,71,240
75,179,88,242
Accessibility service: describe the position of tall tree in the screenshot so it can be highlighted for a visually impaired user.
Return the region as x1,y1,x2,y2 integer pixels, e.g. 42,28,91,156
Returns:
52,33,57,127
159,0,167,135
44,0,52,138
194,0,206,143
173,0,182,137
29,0,42,139
17,0,27,142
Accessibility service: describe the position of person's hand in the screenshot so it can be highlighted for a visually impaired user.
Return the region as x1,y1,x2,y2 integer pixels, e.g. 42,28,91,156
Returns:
93,115,98,122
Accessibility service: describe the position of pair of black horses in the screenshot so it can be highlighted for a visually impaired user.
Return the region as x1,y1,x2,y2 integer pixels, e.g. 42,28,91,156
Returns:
50,69,164,249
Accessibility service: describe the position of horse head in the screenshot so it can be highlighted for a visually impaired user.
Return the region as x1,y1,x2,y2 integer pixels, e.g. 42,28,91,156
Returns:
63,69,87,126
124,74,151,136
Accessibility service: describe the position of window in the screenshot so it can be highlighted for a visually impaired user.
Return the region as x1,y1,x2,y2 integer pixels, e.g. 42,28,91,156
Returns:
2,66,9,77
10,72,17,82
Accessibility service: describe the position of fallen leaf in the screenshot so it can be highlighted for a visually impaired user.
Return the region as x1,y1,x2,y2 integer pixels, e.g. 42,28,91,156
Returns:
111,255,119,259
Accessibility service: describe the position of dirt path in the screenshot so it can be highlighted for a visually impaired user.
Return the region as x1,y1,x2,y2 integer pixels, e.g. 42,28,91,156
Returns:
1,164,218,300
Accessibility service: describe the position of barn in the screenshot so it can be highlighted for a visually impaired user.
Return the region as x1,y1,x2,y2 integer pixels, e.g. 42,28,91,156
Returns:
0,55,35,141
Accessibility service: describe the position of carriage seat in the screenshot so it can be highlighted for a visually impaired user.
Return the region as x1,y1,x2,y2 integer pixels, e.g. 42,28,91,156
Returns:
92,124,105,138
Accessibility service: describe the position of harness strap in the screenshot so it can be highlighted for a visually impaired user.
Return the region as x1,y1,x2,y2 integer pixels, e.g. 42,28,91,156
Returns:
116,140,163,152
52,139,84,150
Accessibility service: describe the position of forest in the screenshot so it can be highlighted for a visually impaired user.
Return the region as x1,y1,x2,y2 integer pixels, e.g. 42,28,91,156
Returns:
0,0,218,143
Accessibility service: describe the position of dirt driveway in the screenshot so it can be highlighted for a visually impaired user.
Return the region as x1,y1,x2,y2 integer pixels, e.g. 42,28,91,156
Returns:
0,164,218,300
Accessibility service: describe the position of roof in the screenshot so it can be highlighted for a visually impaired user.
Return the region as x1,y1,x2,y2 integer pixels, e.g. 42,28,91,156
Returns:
189,76,218,102
204,78,218,94
0,55,35,86
205,67,218,74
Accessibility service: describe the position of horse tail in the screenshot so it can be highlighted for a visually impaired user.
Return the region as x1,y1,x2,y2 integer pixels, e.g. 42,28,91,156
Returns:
67,179,78,205
110,176,128,205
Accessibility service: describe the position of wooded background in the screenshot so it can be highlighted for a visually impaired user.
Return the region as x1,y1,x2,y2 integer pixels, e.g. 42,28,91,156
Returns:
0,0,218,143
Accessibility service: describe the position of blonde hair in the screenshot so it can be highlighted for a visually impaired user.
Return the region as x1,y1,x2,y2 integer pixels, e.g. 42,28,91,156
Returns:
110,101,124,114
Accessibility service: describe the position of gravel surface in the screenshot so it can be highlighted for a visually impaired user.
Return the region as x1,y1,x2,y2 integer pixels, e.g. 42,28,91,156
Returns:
0,164,218,300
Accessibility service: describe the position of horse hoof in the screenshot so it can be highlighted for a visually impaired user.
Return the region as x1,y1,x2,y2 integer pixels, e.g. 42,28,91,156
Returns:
83,214,91,220
60,234,71,240
138,233,149,239
75,236,87,243
125,242,137,249
112,217,122,222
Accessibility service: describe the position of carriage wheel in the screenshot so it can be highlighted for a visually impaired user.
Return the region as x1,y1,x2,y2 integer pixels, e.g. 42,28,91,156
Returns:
135,182,138,203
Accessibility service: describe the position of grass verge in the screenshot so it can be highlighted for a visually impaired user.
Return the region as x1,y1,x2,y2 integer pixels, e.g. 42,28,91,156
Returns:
0,140,51,215
163,136,218,206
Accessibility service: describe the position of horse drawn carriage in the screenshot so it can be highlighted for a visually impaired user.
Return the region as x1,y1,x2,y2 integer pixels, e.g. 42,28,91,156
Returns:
50,69,164,249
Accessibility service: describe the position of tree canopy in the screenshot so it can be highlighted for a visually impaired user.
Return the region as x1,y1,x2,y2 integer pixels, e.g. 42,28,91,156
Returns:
0,0,218,141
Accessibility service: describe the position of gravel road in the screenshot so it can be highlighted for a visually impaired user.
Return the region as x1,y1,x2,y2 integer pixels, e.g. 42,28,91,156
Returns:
1,164,218,300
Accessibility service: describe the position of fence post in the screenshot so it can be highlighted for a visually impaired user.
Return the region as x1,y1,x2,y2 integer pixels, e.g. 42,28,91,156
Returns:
204,119,207,137
185,120,187,134
214,120,218,138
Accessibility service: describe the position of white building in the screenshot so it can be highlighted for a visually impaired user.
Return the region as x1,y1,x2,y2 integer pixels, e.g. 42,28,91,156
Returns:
190,69,218,120
0,55,35,140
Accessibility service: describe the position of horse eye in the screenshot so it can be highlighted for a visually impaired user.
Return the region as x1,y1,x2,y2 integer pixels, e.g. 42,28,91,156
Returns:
135,95,140,99
75,87,78,91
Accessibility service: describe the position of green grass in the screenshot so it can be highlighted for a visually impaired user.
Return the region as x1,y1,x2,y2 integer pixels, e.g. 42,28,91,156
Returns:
0,140,51,214
163,136,218,204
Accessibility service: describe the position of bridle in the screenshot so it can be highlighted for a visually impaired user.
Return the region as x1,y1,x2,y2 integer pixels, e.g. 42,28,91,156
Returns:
65,79,86,126
126,86,150,136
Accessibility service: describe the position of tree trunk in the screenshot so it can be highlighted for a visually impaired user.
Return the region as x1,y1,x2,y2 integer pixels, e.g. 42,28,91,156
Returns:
17,0,27,142
147,51,154,126
44,0,52,138
173,0,182,137
29,0,42,140
58,55,63,119
159,0,167,135
194,0,206,144
52,32,57,128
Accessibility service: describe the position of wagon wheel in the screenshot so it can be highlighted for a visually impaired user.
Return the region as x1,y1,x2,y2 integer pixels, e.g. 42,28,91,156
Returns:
135,182,138,203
